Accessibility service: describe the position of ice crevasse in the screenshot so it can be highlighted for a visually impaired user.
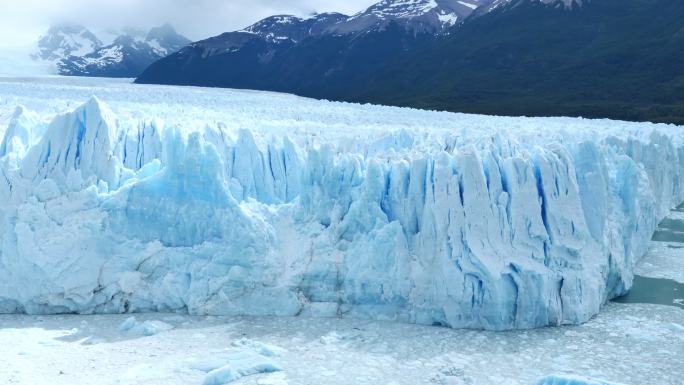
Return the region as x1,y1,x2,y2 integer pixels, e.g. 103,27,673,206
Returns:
0,96,682,330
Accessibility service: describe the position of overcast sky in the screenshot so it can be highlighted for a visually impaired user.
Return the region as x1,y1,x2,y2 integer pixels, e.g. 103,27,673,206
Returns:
0,0,378,47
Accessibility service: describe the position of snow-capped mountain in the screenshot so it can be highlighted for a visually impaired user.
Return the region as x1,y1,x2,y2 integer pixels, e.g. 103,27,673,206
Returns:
243,13,348,43
138,0,497,86
191,0,495,58
145,24,193,56
239,0,493,39
333,0,492,33
176,13,349,68
32,23,102,62
33,24,190,78
476,0,581,14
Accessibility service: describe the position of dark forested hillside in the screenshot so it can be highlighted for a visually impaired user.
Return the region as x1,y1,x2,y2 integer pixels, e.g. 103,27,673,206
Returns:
352,0,684,124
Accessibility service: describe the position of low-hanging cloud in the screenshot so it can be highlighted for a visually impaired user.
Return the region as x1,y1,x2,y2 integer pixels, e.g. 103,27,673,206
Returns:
0,0,377,46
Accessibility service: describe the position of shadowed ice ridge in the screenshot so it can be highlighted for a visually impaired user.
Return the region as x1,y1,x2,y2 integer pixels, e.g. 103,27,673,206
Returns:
0,97,681,330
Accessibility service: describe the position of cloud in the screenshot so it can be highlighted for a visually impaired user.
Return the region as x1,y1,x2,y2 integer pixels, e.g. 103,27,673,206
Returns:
0,0,377,47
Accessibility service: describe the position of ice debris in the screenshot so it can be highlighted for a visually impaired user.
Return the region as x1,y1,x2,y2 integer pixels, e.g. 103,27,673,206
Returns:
192,349,283,385
119,316,174,336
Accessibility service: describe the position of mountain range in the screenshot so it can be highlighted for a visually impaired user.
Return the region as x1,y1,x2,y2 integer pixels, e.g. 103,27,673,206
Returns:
134,0,494,91
43,0,684,124
33,23,190,78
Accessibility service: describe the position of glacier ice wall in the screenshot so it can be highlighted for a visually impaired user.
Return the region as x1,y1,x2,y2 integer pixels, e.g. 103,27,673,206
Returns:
0,88,682,330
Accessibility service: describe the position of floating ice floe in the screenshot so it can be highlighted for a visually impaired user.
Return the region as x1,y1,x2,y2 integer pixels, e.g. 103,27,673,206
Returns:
191,345,283,385
119,316,174,336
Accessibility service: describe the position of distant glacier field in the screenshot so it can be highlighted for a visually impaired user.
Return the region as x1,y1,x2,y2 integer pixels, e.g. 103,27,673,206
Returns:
0,76,682,333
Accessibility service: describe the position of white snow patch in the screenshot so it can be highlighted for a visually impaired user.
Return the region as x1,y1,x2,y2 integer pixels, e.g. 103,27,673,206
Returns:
147,39,167,56
458,1,479,10
438,13,459,25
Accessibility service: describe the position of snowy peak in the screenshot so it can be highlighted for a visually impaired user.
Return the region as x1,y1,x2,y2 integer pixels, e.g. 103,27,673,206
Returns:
136,0,499,86
339,0,493,32
238,0,494,41
35,24,191,77
217,0,581,44
33,23,102,61
479,0,582,13
359,0,447,19
242,13,348,43
146,23,177,40
145,24,192,56
189,13,349,60
359,0,481,19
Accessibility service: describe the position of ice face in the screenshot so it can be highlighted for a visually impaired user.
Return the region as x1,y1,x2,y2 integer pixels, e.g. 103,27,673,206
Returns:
0,78,681,330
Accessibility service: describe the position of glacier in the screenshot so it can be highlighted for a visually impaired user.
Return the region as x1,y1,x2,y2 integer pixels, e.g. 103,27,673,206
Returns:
0,77,682,330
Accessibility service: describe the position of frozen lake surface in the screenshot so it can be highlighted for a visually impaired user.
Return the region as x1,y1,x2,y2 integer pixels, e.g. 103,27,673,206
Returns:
0,302,682,385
